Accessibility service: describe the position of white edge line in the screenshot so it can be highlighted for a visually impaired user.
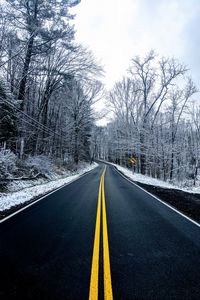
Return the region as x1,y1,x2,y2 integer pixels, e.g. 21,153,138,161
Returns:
115,167,200,228
103,161,200,228
0,165,98,224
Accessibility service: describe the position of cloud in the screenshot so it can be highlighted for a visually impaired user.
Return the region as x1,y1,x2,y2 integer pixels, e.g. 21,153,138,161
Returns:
71,0,200,89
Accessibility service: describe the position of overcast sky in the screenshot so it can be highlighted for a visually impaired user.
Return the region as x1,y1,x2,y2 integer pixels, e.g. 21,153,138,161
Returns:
72,0,200,90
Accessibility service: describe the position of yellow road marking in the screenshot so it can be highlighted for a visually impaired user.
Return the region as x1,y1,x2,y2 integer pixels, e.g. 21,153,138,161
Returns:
89,166,113,300
102,167,113,300
89,174,102,300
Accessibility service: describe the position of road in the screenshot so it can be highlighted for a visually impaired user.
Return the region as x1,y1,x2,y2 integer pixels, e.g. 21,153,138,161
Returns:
0,163,200,299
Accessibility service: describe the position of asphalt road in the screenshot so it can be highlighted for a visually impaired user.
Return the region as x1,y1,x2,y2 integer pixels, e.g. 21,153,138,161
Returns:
0,163,200,299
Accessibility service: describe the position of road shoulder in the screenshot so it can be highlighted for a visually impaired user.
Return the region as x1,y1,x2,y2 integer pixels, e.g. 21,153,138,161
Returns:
104,161,200,225
0,163,98,222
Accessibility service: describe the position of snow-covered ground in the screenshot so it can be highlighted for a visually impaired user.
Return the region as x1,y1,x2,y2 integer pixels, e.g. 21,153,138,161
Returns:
0,162,98,212
111,163,200,194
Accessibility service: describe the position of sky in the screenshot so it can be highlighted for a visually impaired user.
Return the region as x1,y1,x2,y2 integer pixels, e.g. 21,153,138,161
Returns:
3,0,199,123
71,0,200,90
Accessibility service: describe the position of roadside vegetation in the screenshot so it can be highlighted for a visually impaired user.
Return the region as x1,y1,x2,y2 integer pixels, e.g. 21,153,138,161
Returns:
1,1,200,210
0,0,103,191
94,52,200,188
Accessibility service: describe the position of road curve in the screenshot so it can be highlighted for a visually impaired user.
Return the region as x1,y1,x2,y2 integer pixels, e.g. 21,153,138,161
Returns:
0,163,200,299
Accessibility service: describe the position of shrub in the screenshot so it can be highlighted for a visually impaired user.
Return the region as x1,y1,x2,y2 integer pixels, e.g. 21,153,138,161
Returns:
25,155,54,177
0,149,17,180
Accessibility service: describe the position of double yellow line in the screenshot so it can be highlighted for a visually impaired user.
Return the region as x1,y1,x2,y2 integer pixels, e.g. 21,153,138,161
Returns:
89,166,113,300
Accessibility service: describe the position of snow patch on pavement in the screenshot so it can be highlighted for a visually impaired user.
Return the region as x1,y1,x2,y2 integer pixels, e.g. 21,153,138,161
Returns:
0,162,98,211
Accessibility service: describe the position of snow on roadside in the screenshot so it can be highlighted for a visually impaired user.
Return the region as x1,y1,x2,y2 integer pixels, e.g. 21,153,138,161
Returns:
0,162,98,211
110,162,200,194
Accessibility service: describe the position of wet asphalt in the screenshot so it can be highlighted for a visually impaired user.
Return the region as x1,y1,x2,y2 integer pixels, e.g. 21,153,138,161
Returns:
0,163,200,299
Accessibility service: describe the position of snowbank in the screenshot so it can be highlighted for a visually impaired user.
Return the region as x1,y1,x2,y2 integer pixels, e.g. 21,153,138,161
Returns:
110,163,200,194
0,162,98,212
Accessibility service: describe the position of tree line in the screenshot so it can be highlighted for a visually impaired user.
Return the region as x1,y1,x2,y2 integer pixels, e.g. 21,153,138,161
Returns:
1,1,200,186
94,51,200,185
0,0,103,166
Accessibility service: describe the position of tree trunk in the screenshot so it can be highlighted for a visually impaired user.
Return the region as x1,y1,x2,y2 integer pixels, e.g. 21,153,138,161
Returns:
170,151,174,181
18,35,34,109
140,130,146,175
74,127,79,164
20,137,24,159
193,161,198,186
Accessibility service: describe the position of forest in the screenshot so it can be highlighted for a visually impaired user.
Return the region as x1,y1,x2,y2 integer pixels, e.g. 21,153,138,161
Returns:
0,0,200,187
94,52,199,185
0,0,104,181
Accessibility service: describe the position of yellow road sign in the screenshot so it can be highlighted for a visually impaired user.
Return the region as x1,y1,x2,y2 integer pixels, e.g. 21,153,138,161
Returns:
130,157,136,164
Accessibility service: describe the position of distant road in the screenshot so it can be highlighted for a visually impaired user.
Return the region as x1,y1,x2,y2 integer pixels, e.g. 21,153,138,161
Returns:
0,163,200,299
